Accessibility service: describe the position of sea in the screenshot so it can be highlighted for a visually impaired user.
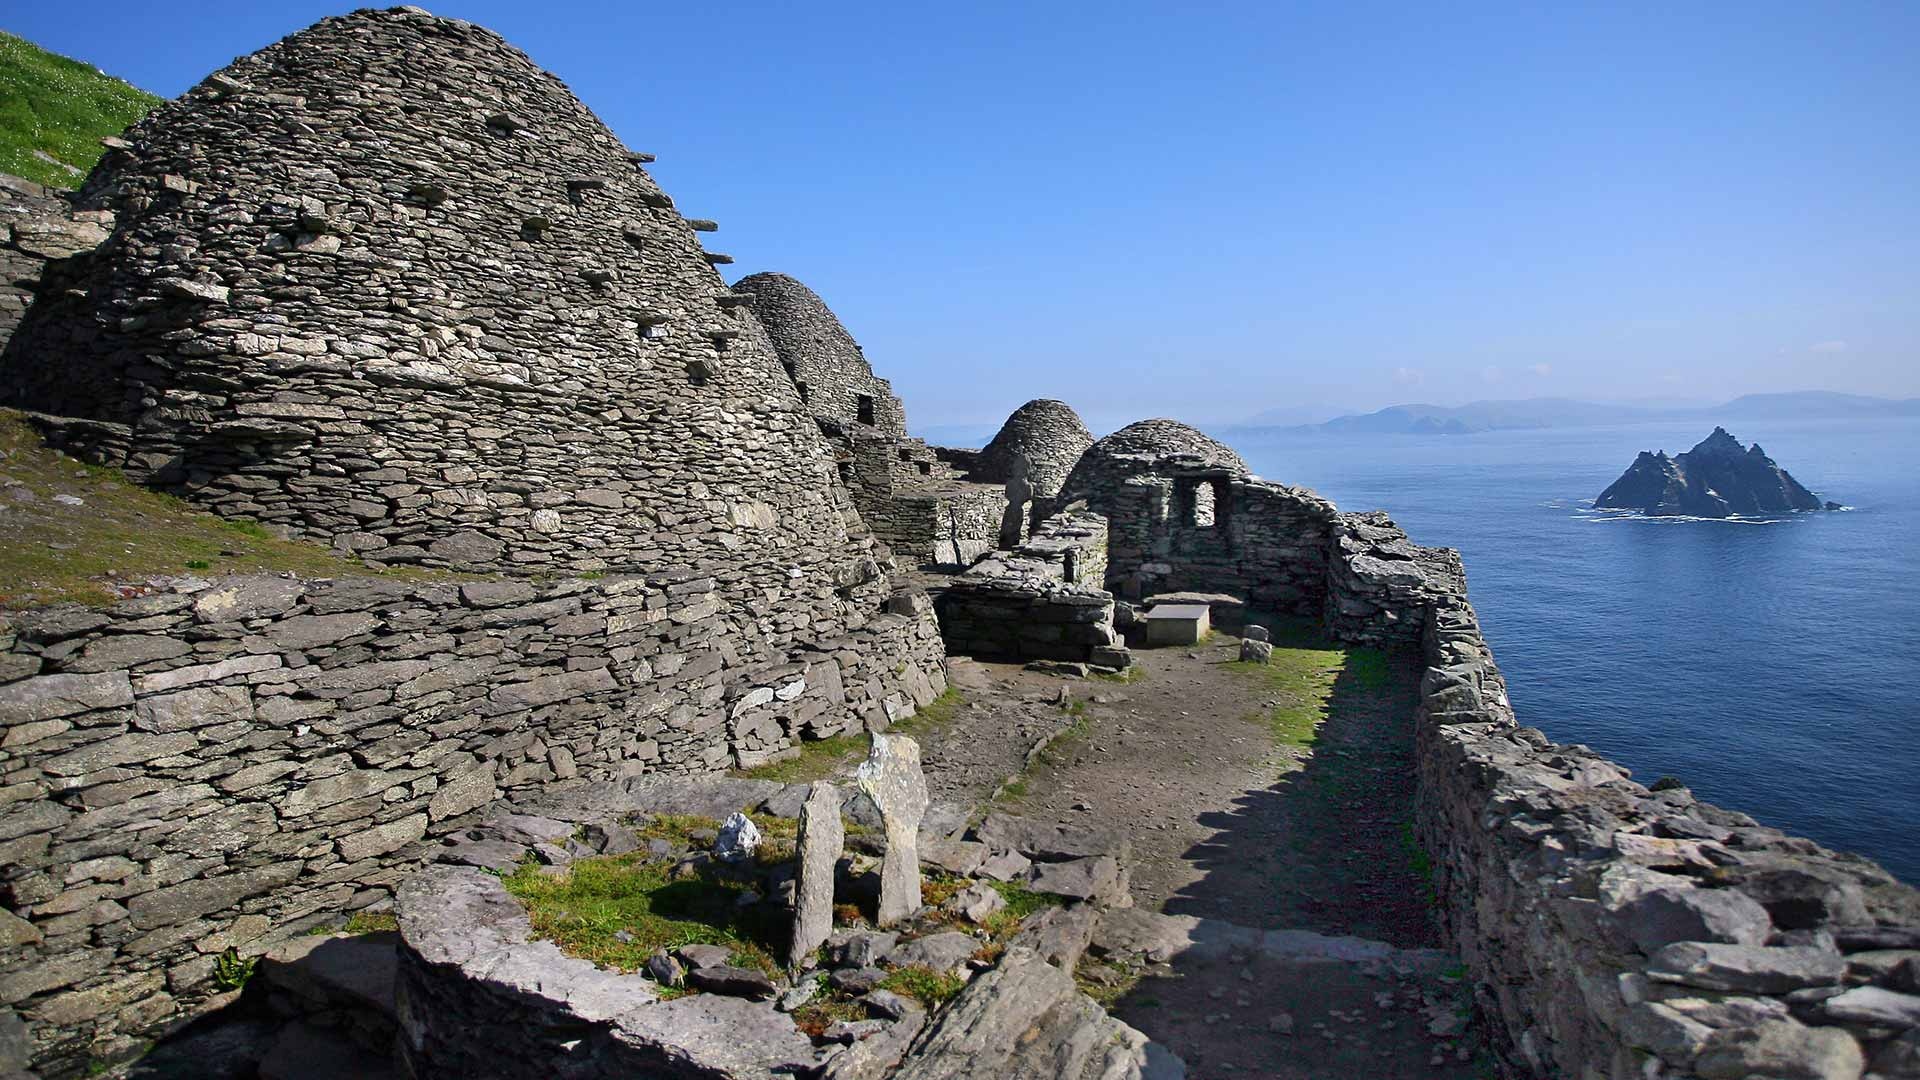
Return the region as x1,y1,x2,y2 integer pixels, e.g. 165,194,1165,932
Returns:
1229,416,1920,884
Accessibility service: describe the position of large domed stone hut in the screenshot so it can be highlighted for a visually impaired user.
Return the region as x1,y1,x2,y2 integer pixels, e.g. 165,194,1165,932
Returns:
0,11,953,1073
735,269,1008,567
2,8,878,607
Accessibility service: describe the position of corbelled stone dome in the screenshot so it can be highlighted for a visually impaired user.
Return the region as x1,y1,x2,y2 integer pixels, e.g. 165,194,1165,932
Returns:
0,6,888,643
732,270,904,436
977,399,1094,499
1059,418,1248,504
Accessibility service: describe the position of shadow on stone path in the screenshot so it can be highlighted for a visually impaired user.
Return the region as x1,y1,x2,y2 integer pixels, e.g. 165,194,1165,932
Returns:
989,625,1493,1079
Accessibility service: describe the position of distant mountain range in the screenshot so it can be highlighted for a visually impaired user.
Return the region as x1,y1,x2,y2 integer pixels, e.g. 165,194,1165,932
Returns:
1225,391,1920,437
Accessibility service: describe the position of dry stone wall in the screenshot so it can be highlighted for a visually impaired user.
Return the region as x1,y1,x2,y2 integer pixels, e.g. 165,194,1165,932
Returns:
973,398,1095,499
936,511,1128,668
0,571,945,1076
0,7,889,670
1319,511,1920,1079
0,176,111,356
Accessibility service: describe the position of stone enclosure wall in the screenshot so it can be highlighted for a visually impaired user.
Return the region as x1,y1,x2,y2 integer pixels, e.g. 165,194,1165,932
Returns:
0,572,945,1074
1316,514,1920,1078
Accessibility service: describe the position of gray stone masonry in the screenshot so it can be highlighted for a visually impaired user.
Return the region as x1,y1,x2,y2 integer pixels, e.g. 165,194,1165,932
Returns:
0,176,112,359
0,570,946,1076
936,510,1128,669
1327,506,1920,1077
732,271,906,439
1,7,898,663
972,398,1095,502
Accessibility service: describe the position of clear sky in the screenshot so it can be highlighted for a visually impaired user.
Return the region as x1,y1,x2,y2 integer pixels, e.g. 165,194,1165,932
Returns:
7,2,1918,431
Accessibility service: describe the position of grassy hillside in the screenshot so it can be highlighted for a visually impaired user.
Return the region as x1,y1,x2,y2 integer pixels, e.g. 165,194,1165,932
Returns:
0,30,159,188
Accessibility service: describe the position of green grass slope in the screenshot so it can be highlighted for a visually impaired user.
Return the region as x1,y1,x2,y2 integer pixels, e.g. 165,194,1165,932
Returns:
0,30,160,188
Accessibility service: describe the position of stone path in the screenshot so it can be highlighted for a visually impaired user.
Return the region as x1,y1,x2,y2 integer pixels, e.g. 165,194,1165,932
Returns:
982,632,1491,1079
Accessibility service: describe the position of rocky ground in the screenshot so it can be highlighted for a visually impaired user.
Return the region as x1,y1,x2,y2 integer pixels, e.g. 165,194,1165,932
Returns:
113,622,1492,1080
980,632,1492,1079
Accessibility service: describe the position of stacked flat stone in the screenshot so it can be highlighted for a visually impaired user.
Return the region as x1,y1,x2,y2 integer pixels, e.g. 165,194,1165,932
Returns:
974,398,1095,499
0,7,893,667
0,569,948,1073
732,271,907,438
1056,417,1249,502
0,175,112,355
734,270,1011,567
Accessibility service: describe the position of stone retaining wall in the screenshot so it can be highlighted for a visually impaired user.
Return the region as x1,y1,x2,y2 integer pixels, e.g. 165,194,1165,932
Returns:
936,512,1128,668
1330,519,1920,1078
0,571,946,1076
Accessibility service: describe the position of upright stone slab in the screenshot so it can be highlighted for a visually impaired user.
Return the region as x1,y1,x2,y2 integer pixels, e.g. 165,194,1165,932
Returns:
790,781,844,967
856,733,929,927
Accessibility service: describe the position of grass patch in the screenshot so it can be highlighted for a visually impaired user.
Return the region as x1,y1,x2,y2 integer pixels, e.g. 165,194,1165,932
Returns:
987,879,1065,920
1074,957,1144,1008
1093,665,1146,684
0,31,160,189
878,964,966,1007
0,410,455,607
344,910,399,935
501,853,785,975
791,996,867,1037
1223,621,1383,750
732,688,965,784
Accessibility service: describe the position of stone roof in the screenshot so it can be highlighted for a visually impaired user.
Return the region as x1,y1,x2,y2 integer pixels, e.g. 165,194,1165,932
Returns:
0,6,889,629
976,398,1094,498
1058,418,1248,503
732,270,905,437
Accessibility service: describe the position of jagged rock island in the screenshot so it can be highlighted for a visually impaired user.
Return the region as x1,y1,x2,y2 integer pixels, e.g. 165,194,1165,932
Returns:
1595,426,1836,517
0,8,1916,1080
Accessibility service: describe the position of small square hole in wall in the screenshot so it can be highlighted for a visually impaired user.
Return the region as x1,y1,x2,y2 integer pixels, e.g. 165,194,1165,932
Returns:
856,394,875,426
917,462,931,476
686,361,711,387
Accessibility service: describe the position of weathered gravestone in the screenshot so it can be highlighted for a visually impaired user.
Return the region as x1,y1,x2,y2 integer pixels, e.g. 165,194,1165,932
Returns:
789,781,845,966
856,733,929,926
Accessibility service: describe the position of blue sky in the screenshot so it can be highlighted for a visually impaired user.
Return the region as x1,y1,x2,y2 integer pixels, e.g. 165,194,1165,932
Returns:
8,2,1918,431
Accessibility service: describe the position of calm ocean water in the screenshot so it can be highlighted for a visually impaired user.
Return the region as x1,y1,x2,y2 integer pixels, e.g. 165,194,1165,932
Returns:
1231,417,1920,883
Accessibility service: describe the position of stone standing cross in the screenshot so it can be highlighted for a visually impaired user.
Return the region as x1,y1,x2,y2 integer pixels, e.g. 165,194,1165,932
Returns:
789,781,844,967
856,732,929,926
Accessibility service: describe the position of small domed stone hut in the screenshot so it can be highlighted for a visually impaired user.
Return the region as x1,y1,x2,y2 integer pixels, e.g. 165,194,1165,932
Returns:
1058,418,1338,609
732,271,905,438
735,269,1009,566
976,398,1094,500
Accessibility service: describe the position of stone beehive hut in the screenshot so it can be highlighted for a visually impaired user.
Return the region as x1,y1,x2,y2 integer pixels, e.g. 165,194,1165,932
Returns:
1057,417,1248,505
975,398,1095,499
0,6,892,649
732,270,905,437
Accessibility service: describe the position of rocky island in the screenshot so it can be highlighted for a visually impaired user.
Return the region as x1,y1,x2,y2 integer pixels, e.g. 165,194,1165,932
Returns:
1594,426,1836,517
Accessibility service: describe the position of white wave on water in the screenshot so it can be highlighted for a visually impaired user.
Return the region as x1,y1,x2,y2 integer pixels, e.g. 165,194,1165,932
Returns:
1556,498,1807,525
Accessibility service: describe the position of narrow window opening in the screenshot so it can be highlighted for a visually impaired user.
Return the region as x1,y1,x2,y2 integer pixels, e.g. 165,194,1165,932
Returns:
686,361,709,387
1191,480,1216,527
917,462,932,476
856,394,875,426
